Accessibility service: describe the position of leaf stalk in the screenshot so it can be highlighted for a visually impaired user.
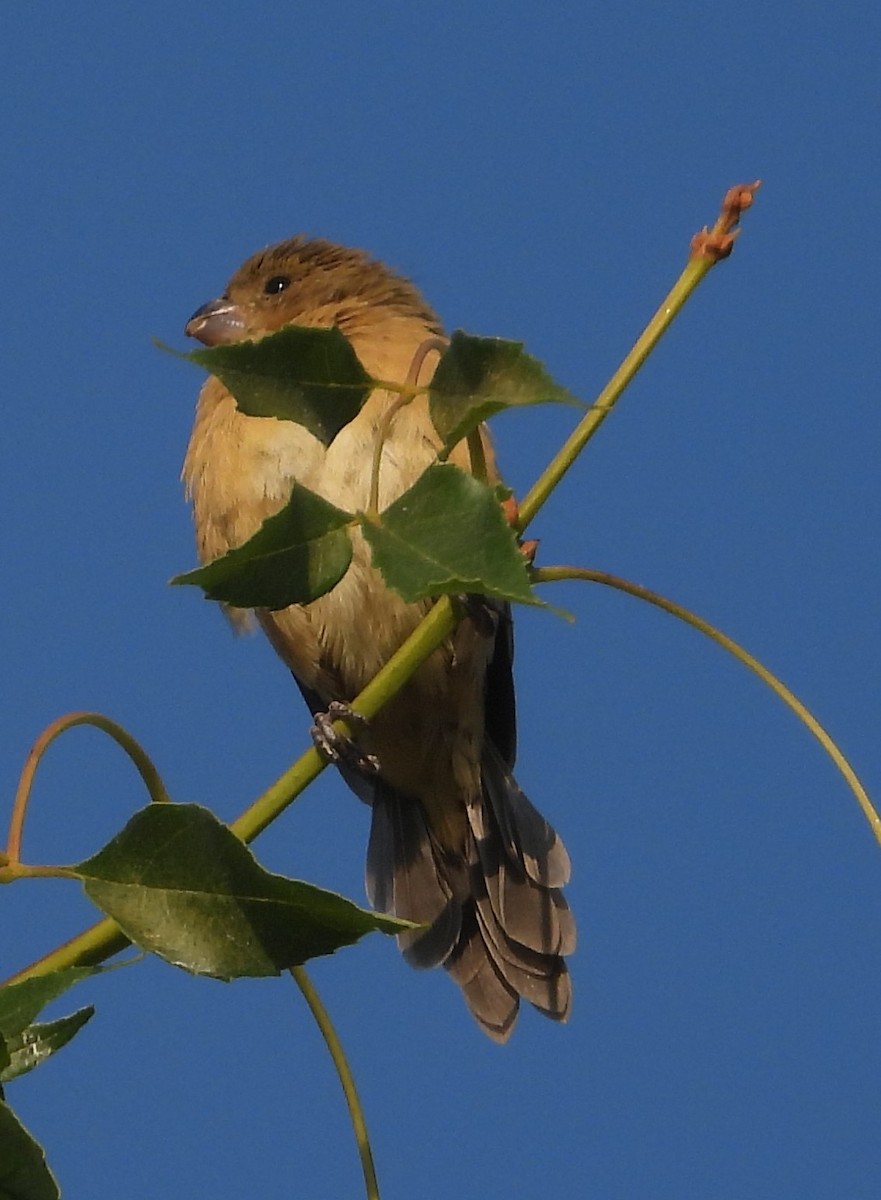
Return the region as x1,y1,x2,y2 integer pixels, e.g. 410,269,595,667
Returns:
533,565,881,846
6,711,170,865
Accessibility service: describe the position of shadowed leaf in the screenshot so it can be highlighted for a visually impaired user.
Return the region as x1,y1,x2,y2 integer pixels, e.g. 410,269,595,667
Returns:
0,969,100,1040
1,1009,95,1084
171,483,354,609
430,331,581,454
0,967,114,1086
361,463,537,604
173,325,373,445
0,1100,59,1200
76,805,411,979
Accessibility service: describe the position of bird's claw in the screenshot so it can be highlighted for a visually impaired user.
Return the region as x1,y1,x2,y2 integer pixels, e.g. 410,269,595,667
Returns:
311,702,381,776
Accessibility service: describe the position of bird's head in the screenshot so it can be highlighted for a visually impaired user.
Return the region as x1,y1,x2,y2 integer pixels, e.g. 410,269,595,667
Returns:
185,236,441,347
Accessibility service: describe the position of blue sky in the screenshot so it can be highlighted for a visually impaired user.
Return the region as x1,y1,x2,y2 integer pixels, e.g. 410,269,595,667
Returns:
3,3,880,1197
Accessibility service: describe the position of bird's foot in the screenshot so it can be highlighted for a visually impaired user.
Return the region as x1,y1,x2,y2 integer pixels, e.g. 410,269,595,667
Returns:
311,702,381,776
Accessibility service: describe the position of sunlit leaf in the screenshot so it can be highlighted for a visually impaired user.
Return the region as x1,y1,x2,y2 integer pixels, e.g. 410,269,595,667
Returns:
429,331,581,453
169,325,373,445
76,805,411,979
171,483,353,609
361,463,537,604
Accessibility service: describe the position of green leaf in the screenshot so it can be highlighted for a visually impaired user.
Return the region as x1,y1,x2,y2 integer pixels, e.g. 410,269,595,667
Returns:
0,1100,59,1200
0,968,99,1042
75,805,411,979
177,325,373,445
0,969,105,1088
361,463,537,604
429,331,581,454
171,483,354,609
0,1009,95,1084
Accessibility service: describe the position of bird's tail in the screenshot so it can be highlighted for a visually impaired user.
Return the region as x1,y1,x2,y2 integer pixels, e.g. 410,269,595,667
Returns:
366,743,574,1041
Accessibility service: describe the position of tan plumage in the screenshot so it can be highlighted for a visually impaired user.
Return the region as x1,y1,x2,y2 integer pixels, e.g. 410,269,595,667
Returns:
183,236,574,1040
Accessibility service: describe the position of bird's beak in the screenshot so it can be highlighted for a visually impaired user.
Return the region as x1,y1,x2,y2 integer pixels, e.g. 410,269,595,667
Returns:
185,297,248,346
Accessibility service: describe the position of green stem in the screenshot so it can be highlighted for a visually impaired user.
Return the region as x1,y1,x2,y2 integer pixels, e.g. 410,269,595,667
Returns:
518,180,761,532
533,565,881,847
4,188,758,971
2,919,131,984
2,191,762,1191
230,596,458,844
517,255,712,531
0,863,78,883
5,597,459,985
291,966,380,1200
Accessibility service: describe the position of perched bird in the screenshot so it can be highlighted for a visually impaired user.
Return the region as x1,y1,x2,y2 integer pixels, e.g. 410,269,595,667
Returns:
183,236,575,1040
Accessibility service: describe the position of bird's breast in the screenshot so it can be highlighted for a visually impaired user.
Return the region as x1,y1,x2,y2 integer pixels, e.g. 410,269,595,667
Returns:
184,376,445,688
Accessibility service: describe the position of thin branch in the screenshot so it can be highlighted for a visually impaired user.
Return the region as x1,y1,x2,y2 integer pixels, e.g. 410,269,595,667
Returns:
3,597,461,985
7,711,170,863
517,182,760,532
367,336,448,517
533,564,881,847
291,967,380,1200
3,185,760,980
0,863,78,882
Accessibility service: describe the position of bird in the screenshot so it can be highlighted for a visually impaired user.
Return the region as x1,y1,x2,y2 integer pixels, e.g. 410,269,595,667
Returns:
182,236,575,1041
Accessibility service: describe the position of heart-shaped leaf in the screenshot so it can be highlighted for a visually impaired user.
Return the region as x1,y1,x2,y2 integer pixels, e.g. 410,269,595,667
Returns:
172,483,354,609
361,463,537,605
430,331,581,454
76,805,411,979
170,324,373,446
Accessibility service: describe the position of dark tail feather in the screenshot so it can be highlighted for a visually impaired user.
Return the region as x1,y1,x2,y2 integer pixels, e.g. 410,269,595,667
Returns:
365,751,574,1042
365,782,465,969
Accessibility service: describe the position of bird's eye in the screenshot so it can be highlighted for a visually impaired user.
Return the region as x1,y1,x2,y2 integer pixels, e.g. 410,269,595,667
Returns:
264,275,291,295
